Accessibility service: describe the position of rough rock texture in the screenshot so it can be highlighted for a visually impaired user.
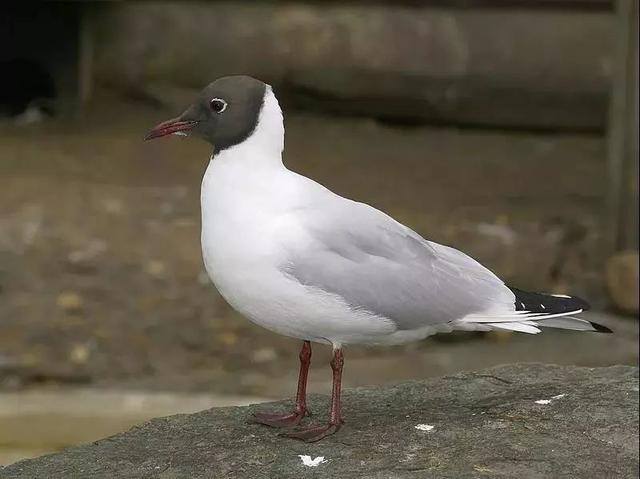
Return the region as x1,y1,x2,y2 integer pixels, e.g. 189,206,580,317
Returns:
606,251,640,314
2,364,637,479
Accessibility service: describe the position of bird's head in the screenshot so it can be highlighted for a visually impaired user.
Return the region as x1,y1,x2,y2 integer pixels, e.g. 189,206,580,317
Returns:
145,75,267,153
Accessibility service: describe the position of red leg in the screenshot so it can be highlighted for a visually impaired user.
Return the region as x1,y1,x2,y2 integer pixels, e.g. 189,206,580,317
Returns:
282,347,344,442
250,341,311,428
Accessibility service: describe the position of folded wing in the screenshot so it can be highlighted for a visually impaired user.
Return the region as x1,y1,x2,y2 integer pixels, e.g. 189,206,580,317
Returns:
282,198,516,331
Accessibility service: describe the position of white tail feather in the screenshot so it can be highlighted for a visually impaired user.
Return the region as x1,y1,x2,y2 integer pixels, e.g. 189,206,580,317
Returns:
455,308,598,334
536,316,599,332
489,322,541,334
463,309,583,323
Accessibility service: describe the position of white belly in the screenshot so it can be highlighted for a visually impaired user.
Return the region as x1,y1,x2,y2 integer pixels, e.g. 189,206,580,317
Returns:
199,158,394,346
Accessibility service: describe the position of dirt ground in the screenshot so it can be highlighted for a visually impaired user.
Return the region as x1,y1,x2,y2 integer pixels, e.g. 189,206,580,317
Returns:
0,91,637,398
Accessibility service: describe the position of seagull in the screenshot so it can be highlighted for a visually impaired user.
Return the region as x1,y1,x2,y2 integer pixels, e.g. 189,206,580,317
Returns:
145,75,612,442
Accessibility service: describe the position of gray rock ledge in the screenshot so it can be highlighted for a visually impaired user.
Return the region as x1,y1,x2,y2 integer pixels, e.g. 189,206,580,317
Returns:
1,364,638,479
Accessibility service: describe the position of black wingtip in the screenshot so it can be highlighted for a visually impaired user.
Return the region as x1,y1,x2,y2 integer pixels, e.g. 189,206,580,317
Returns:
571,295,591,312
589,321,613,334
509,287,592,314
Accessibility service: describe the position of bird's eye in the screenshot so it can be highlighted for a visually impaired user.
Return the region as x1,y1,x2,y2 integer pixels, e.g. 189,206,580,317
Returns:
210,98,227,113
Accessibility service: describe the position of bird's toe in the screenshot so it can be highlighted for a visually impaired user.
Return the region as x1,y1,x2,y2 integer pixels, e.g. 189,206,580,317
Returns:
249,411,305,428
280,422,341,442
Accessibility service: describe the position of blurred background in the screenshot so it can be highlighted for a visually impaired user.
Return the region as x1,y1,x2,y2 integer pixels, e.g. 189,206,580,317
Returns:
0,0,638,466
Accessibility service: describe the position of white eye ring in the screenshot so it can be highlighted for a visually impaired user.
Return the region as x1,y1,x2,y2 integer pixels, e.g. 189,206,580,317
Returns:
210,98,227,114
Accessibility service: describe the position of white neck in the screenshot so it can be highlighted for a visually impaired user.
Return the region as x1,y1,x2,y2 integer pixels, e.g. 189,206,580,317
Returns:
212,86,285,169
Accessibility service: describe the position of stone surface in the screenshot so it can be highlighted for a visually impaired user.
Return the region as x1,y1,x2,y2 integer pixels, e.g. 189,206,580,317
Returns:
0,390,267,464
2,364,637,478
606,251,640,314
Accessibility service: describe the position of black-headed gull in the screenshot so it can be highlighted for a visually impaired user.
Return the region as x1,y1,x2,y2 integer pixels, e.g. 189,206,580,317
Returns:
145,75,611,442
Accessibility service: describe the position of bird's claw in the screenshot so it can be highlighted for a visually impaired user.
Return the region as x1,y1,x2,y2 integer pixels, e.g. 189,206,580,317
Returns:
249,410,306,428
280,422,342,442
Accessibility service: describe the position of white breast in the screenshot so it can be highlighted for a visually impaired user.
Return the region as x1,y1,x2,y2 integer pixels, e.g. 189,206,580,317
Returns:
200,156,390,344
199,89,395,346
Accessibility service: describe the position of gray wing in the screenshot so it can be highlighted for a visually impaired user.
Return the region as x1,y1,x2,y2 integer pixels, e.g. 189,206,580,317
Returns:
283,198,514,330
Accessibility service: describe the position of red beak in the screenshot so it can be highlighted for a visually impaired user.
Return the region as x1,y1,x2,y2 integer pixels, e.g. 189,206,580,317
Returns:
144,118,198,140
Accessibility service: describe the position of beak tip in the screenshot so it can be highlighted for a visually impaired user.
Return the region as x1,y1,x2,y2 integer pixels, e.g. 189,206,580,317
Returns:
144,118,197,141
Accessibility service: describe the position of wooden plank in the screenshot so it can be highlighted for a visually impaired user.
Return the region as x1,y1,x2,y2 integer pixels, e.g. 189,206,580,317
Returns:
72,0,613,11
77,3,94,111
607,0,639,252
303,0,614,10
